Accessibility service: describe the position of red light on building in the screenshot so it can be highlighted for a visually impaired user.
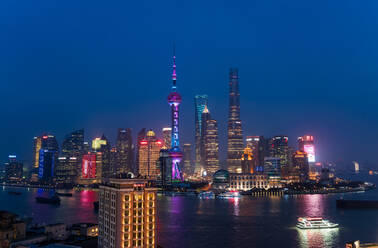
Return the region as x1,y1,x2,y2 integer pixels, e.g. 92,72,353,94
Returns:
140,140,148,145
155,140,162,145
82,154,96,179
42,136,48,139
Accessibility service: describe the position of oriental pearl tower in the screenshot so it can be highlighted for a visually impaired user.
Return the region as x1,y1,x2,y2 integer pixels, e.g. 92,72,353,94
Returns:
167,51,183,181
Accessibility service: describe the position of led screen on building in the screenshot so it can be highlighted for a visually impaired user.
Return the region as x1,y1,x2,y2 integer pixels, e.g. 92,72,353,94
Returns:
304,145,315,163
82,154,96,178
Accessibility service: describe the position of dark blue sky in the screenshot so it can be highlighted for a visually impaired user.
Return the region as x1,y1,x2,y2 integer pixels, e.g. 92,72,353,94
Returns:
1,0,378,168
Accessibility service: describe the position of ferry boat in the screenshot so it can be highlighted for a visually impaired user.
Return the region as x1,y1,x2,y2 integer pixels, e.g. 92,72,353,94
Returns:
217,191,241,199
296,217,338,229
198,191,215,199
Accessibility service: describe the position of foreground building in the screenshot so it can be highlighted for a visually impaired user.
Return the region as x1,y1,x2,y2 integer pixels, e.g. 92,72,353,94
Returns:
98,179,157,248
227,68,244,173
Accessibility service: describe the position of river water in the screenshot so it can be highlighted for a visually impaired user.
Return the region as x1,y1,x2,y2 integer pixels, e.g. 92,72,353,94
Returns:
0,173,377,248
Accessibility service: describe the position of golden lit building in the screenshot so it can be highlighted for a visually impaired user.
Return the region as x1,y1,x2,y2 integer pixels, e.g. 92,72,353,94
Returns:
33,136,42,169
98,179,157,248
138,130,163,179
241,147,254,174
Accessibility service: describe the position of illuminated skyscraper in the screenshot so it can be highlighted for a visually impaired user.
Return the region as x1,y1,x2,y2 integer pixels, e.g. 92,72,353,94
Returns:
138,130,163,179
33,136,42,169
200,105,211,168
5,155,23,180
136,128,146,174
227,68,244,173
33,134,59,175
162,127,172,149
98,179,157,248
92,135,111,180
194,95,208,174
158,149,172,188
292,150,309,182
116,128,134,175
82,153,97,179
269,136,289,167
297,135,316,163
182,144,192,176
167,52,183,181
61,129,84,158
241,147,254,174
246,136,265,173
203,119,220,176
60,129,84,183
56,156,78,184
38,149,58,182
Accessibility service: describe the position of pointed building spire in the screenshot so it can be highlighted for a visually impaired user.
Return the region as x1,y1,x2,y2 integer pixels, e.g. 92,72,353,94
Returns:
203,105,210,114
172,44,177,90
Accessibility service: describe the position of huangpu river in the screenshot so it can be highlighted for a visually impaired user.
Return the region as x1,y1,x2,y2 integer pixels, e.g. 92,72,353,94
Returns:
0,173,377,248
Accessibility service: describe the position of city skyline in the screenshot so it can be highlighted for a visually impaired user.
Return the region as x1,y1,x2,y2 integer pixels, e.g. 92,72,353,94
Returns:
2,0,378,167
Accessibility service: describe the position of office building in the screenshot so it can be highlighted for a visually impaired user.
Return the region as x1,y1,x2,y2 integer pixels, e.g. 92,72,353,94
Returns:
82,153,97,179
298,135,316,163
55,156,78,184
292,150,309,182
98,179,157,248
194,94,208,175
136,128,147,174
116,128,134,175
138,130,163,179
38,149,58,182
246,136,265,172
33,136,43,169
269,136,289,168
203,117,220,177
4,155,23,180
182,143,192,176
167,52,183,181
60,129,84,182
241,147,254,174
227,68,244,173
162,127,172,149
32,134,59,179
92,136,111,180
157,149,172,188
264,157,282,188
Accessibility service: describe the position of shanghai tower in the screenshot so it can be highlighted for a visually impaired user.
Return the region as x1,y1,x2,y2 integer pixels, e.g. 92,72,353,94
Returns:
167,51,183,181
227,68,244,173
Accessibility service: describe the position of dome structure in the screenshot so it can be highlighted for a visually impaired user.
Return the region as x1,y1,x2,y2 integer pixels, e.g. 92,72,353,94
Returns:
212,169,230,184
167,92,182,103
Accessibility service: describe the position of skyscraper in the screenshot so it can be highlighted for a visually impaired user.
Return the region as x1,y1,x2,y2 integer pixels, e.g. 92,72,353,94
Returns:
182,143,192,176
38,149,58,183
33,136,42,169
138,130,163,179
116,128,134,175
98,178,157,248
194,95,208,174
60,129,84,183
33,134,59,177
136,128,146,174
56,156,78,184
157,149,172,188
200,105,211,168
246,136,266,173
241,147,254,174
5,155,23,180
167,52,183,181
227,68,244,173
203,118,220,176
61,129,84,158
292,150,309,182
82,153,97,179
92,135,111,180
162,127,172,149
269,136,289,168
297,135,316,163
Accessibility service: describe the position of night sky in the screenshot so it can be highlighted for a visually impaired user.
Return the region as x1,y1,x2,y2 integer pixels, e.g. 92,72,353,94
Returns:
1,0,378,169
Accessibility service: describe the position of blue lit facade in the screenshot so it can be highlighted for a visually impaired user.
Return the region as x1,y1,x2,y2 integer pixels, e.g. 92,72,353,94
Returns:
38,149,57,182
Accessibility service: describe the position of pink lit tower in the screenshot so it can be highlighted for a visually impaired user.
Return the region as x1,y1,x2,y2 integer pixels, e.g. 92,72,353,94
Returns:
167,50,183,181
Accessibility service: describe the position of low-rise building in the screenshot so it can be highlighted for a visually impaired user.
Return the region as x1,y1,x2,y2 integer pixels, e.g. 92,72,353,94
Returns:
229,173,270,191
70,223,98,237
0,211,26,248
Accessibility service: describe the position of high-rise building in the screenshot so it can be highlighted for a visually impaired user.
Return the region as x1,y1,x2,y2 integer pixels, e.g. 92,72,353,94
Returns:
194,94,208,174
56,156,78,184
4,155,23,180
162,127,172,149
227,68,244,173
241,148,254,174
82,153,97,179
200,106,211,168
182,144,192,176
203,118,220,177
269,136,289,168
263,157,282,188
98,178,157,248
38,149,58,182
60,129,84,182
246,136,265,173
33,135,59,174
138,130,163,179
136,128,147,174
297,135,315,163
167,52,183,181
92,136,111,180
292,150,309,182
116,128,134,175
157,149,172,188
33,137,42,169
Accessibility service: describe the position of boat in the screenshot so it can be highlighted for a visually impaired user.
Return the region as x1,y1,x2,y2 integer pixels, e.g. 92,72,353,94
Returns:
296,217,338,229
336,199,378,209
56,192,73,197
8,191,22,195
198,191,215,199
217,191,241,199
35,195,60,205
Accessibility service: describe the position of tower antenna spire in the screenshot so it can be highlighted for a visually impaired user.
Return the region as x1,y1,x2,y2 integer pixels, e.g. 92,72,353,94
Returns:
172,43,177,89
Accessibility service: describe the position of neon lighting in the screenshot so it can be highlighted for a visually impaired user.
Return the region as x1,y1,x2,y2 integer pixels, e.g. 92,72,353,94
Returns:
82,154,96,178
140,141,148,145
304,145,315,163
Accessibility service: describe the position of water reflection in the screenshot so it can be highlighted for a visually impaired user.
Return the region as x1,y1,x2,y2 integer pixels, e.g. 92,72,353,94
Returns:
302,194,325,217
229,197,240,216
297,228,339,248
